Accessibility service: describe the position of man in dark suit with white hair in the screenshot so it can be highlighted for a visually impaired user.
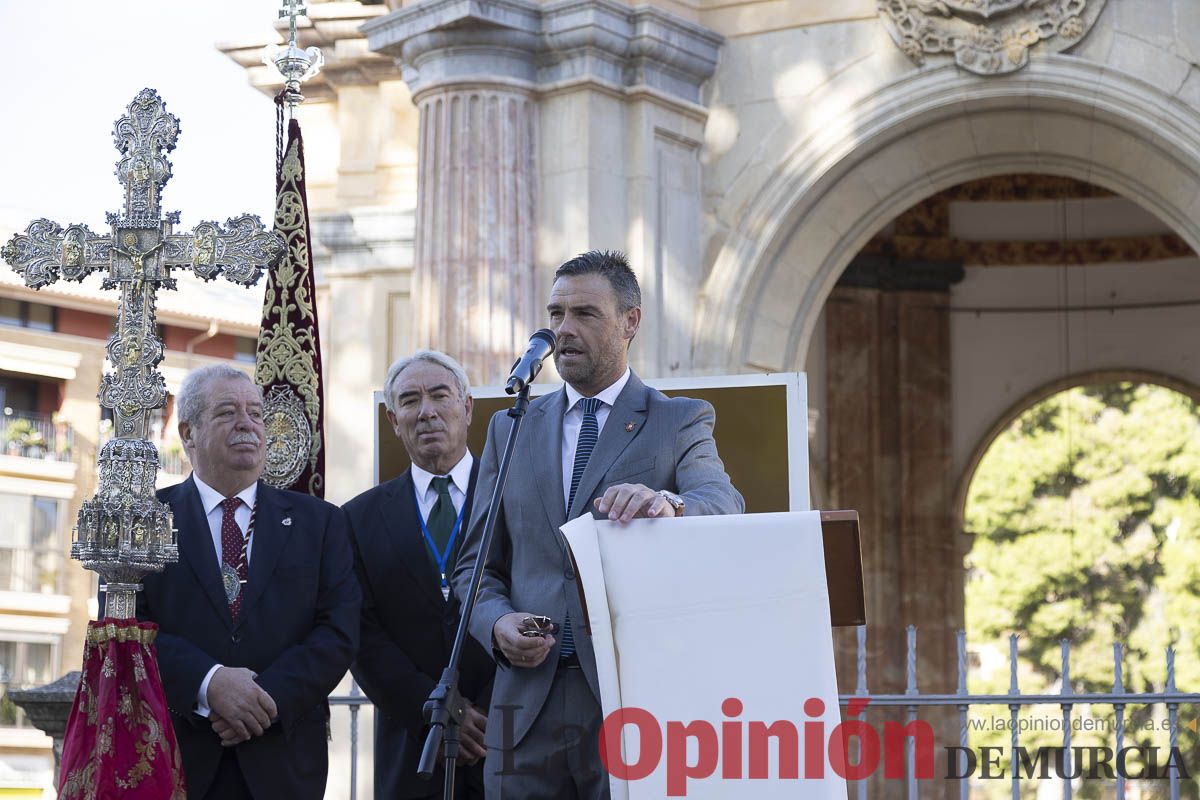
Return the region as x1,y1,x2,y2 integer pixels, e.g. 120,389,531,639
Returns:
344,350,494,799
138,364,360,800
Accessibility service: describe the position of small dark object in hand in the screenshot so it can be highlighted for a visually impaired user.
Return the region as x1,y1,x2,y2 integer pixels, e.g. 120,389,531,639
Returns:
519,615,554,637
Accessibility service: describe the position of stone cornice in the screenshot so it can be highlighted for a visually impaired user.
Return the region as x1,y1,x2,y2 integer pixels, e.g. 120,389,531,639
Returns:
313,208,415,276
363,0,723,105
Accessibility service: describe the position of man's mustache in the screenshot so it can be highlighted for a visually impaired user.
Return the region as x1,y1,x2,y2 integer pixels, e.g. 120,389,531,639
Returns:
230,433,262,446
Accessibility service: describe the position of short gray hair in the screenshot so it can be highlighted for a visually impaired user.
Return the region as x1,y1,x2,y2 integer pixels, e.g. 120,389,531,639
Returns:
176,364,260,426
383,350,471,414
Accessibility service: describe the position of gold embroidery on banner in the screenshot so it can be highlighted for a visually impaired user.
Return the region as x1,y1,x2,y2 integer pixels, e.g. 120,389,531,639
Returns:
115,700,162,791
60,759,98,800
86,621,158,646
97,716,115,757
61,649,183,798
257,136,323,495
131,648,148,682
169,721,187,800
117,685,134,719
80,676,99,726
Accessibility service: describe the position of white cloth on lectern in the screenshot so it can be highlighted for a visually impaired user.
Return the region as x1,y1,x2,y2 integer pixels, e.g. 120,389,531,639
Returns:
562,511,847,800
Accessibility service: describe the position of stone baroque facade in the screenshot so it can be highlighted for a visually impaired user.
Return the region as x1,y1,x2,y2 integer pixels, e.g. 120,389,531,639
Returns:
363,0,724,386
224,7,1200,794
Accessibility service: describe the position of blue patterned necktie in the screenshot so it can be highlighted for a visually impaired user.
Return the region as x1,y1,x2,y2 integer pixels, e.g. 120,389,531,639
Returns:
562,397,602,658
567,397,603,513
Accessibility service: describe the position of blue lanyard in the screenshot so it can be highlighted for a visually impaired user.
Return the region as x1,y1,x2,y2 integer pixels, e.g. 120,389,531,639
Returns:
414,484,466,587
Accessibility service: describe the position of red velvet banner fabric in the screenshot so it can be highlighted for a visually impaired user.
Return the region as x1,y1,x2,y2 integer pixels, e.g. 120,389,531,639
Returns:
58,620,186,799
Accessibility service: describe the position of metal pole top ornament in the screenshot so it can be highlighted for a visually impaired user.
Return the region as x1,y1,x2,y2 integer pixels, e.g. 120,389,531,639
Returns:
263,0,324,110
1,89,285,619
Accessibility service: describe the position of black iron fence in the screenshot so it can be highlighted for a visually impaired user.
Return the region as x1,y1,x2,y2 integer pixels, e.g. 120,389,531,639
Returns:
326,626,1200,799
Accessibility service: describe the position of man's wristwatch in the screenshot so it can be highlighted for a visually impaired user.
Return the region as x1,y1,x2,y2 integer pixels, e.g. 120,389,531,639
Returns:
657,490,685,517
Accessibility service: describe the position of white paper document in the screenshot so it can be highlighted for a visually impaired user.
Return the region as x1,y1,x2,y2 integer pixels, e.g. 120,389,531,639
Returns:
562,511,847,800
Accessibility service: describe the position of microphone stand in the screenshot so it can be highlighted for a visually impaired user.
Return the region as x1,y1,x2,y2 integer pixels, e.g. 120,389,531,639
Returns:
418,383,533,800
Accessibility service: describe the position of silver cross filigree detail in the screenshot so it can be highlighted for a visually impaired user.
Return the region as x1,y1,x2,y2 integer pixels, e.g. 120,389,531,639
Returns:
280,0,308,44
0,88,285,617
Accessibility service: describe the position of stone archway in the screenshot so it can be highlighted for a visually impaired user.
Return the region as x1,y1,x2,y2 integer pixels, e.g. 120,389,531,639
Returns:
953,368,1200,534
954,369,1200,720
693,56,1200,374
693,57,1200,747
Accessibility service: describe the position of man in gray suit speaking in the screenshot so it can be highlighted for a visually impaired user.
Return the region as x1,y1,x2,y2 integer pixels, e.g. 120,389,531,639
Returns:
453,250,744,798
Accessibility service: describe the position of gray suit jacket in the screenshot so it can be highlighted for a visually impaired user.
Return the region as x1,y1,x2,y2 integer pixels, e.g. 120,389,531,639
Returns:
451,372,744,748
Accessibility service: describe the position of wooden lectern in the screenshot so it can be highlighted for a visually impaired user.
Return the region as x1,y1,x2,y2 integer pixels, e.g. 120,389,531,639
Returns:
822,510,866,627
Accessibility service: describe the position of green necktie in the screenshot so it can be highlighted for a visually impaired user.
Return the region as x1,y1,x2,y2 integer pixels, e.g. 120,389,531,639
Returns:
426,476,457,554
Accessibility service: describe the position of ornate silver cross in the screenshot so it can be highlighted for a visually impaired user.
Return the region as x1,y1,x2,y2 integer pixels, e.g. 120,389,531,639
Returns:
280,0,308,43
1,88,285,618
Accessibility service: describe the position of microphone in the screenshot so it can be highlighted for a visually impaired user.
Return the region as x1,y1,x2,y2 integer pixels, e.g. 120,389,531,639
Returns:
506,329,556,395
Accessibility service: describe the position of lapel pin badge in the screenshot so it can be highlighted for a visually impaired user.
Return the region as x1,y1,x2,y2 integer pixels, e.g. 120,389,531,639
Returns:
625,421,635,432
281,517,293,527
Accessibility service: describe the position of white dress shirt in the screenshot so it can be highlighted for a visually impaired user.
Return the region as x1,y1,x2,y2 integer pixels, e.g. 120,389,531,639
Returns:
561,367,631,509
410,451,473,522
192,475,258,717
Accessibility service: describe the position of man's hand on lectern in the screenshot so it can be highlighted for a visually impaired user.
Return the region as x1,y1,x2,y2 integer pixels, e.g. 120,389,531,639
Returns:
595,483,678,523
493,612,556,668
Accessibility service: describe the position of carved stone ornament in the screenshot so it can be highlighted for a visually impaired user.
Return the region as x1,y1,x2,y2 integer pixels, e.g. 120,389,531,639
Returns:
878,0,1108,75
261,384,312,489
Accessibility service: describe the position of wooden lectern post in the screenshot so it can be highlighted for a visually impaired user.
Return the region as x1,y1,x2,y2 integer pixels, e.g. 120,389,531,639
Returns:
821,510,866,627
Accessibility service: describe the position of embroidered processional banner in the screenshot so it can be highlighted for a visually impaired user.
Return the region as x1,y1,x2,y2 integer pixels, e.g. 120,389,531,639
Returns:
58,621,186,799
257,114,326,497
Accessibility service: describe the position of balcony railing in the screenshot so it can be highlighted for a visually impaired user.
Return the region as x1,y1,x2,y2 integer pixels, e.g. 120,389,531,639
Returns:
157,446,189,476
0,412,73,463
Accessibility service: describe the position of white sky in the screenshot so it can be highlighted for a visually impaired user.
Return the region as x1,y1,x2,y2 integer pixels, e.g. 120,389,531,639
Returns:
0,0,288,232
0,0,317,320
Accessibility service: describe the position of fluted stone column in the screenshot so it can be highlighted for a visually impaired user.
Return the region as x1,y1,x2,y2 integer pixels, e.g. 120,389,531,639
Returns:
364,0,722,383
414,88,538,384
366,5,542,383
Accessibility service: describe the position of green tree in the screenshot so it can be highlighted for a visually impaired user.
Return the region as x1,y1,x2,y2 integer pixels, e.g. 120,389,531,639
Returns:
963,383,1200,794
